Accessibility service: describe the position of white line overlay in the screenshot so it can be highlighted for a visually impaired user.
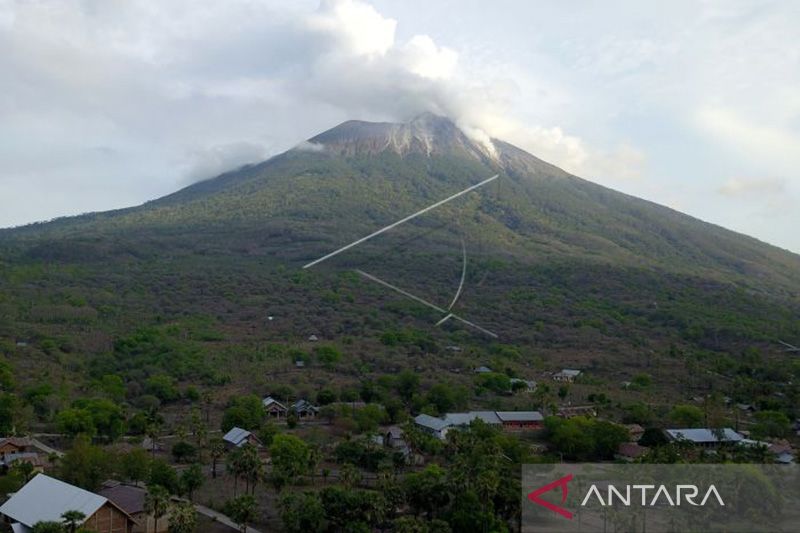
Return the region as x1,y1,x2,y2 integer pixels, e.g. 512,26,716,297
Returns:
355,269,498,338
302,174,499,269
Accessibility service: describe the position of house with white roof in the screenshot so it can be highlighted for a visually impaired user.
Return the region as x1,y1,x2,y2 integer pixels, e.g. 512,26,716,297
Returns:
0,473,137,533
291,399,319,418
553,369,582,382
414,410,544,440
414,414,453,440
262,396,288,418
664,428,743,448
222,427,260,449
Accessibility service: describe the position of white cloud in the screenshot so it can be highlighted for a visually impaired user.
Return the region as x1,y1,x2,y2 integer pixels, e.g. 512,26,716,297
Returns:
717,177,787,198
0,0,798,251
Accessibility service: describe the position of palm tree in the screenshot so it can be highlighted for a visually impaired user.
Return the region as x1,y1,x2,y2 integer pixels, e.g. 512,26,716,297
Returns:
227,495,257,533
144,485,170,533
209,437,225,479
238,445,262,495
167,502,197,533
61,510,86,533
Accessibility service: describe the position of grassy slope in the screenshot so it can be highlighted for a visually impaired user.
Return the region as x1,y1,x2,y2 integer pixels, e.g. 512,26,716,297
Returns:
0,131,798,419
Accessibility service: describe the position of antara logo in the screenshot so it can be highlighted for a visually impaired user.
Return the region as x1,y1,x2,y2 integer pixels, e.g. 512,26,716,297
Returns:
527,473,574,519
527,473,726,520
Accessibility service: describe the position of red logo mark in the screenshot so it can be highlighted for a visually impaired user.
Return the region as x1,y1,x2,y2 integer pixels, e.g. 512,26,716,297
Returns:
527,473,574,520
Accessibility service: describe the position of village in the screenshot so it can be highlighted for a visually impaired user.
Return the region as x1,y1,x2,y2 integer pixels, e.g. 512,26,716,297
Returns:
0,363,796,533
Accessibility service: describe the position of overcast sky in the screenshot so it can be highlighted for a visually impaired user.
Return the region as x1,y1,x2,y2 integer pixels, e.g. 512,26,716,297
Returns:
1,0,799,253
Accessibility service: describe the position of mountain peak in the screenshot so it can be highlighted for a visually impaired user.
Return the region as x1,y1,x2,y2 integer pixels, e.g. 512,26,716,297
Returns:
303,113,497,161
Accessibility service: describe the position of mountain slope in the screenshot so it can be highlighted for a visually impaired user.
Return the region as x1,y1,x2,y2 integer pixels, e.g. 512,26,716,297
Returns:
1,113,799,418
4,113,798,299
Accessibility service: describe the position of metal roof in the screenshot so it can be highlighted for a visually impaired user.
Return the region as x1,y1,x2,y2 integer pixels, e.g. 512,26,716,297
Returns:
495,411,543,422
445,411,501,425
665,428,743,443
262,396,287,410
98,483,146,516
0,474,105,528
557,369,581,376
414,414,451,432
222,427,252,446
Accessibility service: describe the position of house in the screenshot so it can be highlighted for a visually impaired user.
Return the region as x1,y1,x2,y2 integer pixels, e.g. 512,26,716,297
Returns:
414,414,452,440
222,427,260,448
510,378,536,393
291,399,319,418
736,403,756,412
294,359,306,368
385,426,405,448
98,481,167,533
308,334,319,342
664,428,743,447
553,369,581,382
0,437,34,456
616,443,649,461
0,474,137,533
473,366,492,374
262,396,288,418
414,410,545,440
0,452,46,474
445,411,501,427
495,411,544,430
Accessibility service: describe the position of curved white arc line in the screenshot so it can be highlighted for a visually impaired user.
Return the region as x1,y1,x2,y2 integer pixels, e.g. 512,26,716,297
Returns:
354,269,497,338
303,174,499,269
447,237,467,311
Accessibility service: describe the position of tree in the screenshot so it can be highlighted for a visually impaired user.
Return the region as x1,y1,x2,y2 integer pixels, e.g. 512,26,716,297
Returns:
316,388,337,405
269,434,310,490
752,410,791,439
221,395,264,432
225,495,258,533
668,405,704,427
31,522,64,533
145,374,180,402
59,436,113,491
238,445,263,495
180,463,205,500
168,501,197,533
120,448,151,485
60,510,85,533
354,404,388,433
209,437,225,479
56,408,96,439
144,485,171,533
149,459,180,494
171,441,198,463
396,370,419,403
402,464,450,518
279,491,327,533
314,345,341,369
0,392,16,434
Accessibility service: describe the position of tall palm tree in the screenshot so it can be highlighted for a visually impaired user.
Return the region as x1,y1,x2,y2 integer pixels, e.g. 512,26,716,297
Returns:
209,437,225,479
61,510,86,533
144,485,170,533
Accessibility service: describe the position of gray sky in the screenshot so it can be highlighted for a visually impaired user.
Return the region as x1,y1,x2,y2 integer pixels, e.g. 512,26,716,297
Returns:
1,0,798,253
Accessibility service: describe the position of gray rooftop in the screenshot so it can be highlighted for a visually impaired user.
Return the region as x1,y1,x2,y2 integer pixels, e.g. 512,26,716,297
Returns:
445,411,501,426
222,427,252,446
0,474,106,528
495,411,544,422
665,428,743,443
414,414,451,432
